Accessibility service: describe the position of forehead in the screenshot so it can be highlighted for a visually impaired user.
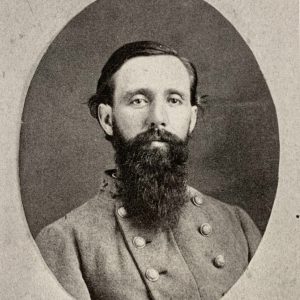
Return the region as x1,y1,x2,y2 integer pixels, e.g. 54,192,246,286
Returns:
113,55,191,93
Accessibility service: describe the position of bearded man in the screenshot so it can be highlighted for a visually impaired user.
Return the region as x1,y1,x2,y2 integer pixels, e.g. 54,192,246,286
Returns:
36,41,261,300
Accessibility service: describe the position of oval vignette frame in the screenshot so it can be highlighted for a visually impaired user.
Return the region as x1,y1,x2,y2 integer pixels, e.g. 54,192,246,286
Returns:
0,1,299,299
20,0,279,238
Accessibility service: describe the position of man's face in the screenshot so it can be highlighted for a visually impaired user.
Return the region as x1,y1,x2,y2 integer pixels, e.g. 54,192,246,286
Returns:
99,55,198,145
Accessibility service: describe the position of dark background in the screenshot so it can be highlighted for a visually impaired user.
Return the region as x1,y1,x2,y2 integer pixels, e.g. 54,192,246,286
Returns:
19,0,279,238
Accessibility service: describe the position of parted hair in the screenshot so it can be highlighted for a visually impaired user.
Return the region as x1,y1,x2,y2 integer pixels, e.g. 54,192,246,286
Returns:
88,41,200,119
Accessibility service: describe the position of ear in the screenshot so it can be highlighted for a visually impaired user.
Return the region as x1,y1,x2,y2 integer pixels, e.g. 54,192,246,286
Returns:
189,105,198,134
98,103,113,136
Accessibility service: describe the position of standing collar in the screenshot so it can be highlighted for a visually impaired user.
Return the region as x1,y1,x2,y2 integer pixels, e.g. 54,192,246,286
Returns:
99,168,202,204
98,168,119,199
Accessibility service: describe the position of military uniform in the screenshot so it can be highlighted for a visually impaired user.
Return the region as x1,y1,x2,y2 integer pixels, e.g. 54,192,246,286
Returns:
36,170,261,300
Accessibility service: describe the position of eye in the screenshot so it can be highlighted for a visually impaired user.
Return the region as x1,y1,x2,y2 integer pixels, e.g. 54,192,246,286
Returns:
167,94,183,105
129,94,149,107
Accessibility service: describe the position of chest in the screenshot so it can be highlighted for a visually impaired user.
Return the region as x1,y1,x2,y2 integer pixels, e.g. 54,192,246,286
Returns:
76,205,249,300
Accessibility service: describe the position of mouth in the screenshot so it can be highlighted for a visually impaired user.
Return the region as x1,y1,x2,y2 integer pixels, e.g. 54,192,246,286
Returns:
149,141,168,149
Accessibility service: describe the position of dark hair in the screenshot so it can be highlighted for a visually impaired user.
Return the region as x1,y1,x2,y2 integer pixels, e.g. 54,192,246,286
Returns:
88,41,199,119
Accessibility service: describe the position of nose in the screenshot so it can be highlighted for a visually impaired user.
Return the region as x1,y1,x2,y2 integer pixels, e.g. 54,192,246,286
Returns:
147,99,169,129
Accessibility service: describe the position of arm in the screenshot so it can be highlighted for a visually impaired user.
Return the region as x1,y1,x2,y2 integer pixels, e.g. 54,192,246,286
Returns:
235,206,262,261
35,222,91,300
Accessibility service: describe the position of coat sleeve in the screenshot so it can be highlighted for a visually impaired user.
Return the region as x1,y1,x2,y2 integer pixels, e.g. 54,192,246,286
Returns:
35,222,91,300
235,206,262,261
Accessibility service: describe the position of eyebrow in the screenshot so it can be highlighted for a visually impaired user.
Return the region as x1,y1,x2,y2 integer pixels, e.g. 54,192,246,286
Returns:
165,88,187,99
123,88,154,100
123,88,187,96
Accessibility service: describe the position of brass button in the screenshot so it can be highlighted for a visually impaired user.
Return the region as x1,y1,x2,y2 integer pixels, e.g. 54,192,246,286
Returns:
117,206,128,218
133,236,146,249
191,195,203,206
214,255,226,268
145,268,159,282
199,223,212,236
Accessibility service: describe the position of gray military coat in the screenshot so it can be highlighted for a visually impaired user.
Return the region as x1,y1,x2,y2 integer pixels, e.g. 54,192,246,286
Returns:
36,170,261,300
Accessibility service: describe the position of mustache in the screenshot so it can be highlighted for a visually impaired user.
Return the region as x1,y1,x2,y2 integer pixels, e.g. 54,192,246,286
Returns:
127,128,186,147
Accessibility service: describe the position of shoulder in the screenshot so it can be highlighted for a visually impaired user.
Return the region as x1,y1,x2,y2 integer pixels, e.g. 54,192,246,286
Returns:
187,186,261,257
36,192,116,244
187,186,242,222
36,170,120,245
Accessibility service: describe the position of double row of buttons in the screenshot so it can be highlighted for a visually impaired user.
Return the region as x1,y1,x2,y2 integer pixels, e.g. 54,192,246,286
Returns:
117,195,225,280
191,195,226,269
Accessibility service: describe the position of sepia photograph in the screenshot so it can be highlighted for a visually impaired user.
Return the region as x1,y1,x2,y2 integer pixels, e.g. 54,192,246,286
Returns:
0,0,299,299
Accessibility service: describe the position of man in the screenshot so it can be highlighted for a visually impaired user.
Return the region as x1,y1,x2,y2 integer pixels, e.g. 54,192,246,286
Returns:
36,41,261,300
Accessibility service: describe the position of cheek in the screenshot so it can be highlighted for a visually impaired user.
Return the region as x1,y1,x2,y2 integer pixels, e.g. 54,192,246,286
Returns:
168,110,192,136
113,109,147,139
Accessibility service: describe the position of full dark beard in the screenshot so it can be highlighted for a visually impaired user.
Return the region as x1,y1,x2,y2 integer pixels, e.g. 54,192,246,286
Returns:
113,124,189,231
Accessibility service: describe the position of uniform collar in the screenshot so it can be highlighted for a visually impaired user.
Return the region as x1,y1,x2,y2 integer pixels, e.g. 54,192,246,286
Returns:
98,168,203,207
98,168,119,199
